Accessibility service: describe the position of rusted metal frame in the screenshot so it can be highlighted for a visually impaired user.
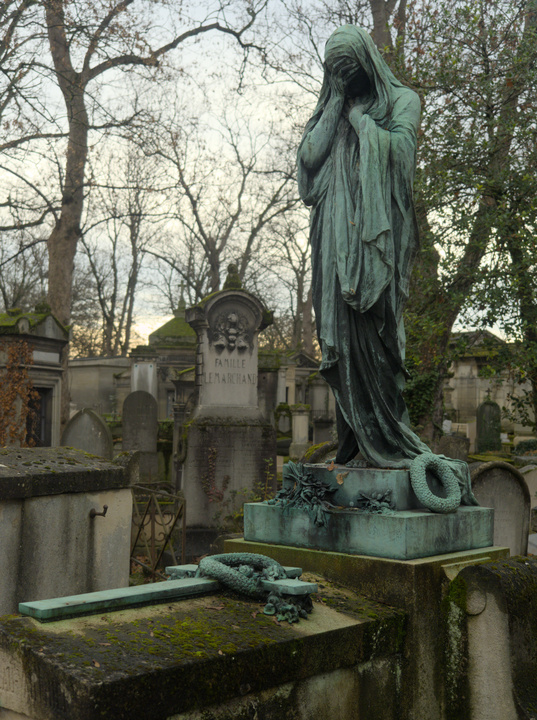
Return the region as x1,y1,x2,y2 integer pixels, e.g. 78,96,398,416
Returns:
130,556,167,581
131,485,186,577
153,498,186,569
130,494,153,559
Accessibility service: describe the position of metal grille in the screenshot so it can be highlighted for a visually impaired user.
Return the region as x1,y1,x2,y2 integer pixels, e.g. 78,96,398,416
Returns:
130,483,186,581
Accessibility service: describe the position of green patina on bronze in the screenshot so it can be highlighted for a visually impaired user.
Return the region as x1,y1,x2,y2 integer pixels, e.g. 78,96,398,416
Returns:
297,25,475,511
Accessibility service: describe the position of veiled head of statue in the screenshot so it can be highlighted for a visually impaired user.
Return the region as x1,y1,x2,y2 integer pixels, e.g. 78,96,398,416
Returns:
324,26,378,96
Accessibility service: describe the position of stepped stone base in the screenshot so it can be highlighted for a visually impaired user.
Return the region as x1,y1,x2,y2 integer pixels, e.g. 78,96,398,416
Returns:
243,502,494,560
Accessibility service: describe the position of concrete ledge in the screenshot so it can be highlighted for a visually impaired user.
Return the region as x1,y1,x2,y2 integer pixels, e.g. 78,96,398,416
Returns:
224,538,510,610
244,502,494,560
0,448,130,500
0,582,405,720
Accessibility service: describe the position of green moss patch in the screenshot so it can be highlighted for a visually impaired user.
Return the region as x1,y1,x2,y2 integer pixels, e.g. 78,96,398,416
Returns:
0,580,404,719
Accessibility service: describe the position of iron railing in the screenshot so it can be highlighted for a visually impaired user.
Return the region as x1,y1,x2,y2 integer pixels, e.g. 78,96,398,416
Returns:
130,483,186,581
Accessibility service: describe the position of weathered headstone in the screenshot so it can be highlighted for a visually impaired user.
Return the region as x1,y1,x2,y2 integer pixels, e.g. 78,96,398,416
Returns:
476,399,502,453
61,408,113,460
189,301,260,413
122,390,158,479
434,434,470,462
181,273,276,556
471,461,530,555
520,465,537,554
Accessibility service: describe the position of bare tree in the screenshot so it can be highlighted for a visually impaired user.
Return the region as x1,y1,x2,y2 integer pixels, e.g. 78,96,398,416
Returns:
1,0,268,326
0,231,47,311
76,147,167,356
0,0,269,425
146,111,299,304
253,214,315,355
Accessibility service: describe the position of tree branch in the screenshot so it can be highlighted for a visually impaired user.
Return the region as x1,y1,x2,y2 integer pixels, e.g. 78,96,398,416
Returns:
86,8,266,82
0,238,46,267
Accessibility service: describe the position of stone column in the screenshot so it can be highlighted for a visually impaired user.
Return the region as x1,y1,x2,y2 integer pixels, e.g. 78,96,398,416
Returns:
289,403,311,460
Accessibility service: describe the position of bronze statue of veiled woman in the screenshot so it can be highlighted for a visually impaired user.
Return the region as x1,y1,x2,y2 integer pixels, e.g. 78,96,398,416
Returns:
297,25,476,506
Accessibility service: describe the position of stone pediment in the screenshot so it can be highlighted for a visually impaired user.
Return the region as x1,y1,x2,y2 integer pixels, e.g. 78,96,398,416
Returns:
0,307,69,343
289,351,319,369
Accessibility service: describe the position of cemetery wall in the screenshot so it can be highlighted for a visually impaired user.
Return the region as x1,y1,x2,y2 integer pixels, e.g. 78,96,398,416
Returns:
0,448,133,615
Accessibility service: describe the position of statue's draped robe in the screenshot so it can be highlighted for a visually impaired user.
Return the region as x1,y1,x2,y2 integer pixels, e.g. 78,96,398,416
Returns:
297,25,475,504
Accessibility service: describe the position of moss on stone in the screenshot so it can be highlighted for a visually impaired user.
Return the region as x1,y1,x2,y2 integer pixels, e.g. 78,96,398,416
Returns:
222,264,243,291
468,453,513,464
0,583,404,718
441,575,471,720
303,443,326,461
289,403,311,413
258,351,281,371
0,308,68,337
149,315,196,343
0,447,128,500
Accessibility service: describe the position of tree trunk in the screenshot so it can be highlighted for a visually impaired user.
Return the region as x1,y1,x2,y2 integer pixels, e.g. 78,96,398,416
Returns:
369,0,398,56
45,0,90,427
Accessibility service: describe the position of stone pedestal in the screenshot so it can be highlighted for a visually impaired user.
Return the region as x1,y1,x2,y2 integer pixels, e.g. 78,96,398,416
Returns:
242,463,494,560
225,537,509,720
180,287,276,552
244,503,493,560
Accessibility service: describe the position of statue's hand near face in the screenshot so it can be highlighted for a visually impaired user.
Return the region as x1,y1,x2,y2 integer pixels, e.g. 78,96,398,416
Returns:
347,97,368,132
329,70,346,102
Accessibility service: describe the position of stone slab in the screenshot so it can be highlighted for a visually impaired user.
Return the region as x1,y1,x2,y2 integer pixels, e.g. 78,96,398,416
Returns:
224,538,509,607
295,463,450,511
19,577,220,621
224,538,509,720
0,447,129,500
1,583,404,720
243,502,494,560
122,390,158,453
